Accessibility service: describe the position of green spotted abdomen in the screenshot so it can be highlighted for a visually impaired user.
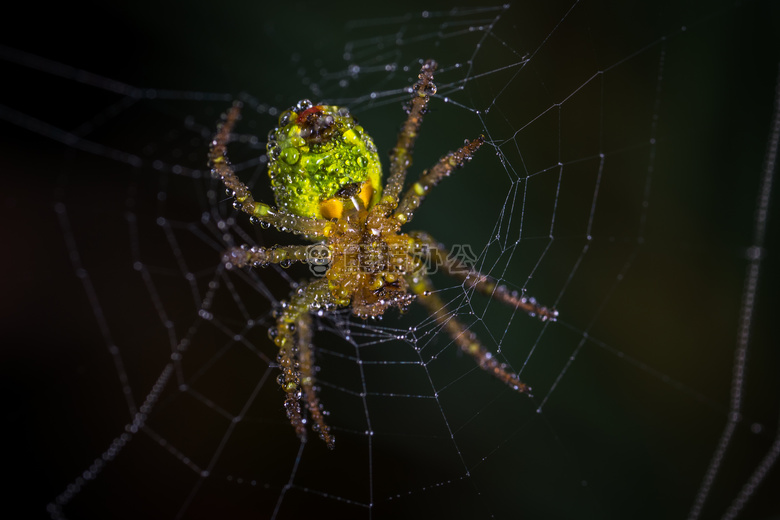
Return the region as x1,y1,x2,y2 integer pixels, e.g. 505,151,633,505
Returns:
266,100,382,219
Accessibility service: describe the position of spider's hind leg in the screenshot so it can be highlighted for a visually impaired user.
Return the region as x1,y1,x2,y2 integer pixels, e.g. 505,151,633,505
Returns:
296,311,335,449
406,270,531,395
272,277,336,448
410,231,558,322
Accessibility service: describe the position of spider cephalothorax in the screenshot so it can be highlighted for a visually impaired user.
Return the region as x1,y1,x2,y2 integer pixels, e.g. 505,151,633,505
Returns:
211,60,557,449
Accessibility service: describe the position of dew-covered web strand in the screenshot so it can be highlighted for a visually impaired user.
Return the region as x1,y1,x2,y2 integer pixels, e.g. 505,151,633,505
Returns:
721,412,780,520
477,0,580,118
50,207,191,516
0,44,231,102
54,203,137,418
0,103,145,168
400,291,498,510
175,371,274,520
52,173,290,519
688,61,780,520
533,43,665,412
0,44,232,174
49,205,176,517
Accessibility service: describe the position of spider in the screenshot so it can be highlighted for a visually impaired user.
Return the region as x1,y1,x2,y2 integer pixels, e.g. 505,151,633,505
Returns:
209,60,557,449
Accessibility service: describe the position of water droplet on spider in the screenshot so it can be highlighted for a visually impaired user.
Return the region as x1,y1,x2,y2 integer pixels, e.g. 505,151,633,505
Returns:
279,110,294,126
260,221,271,229
296,99,313,111
423,83,437,96
280,259,293,268
280,147,300,165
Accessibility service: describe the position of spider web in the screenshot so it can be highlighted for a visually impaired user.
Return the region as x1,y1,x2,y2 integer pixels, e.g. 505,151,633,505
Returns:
2,1,779,519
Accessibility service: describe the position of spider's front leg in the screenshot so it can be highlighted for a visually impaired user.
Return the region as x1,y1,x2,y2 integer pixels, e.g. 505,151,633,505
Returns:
406,270,532,395
271,277,336,449
210,102,330,238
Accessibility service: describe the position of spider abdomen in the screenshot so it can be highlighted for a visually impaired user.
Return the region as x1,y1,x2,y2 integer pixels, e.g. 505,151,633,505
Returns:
267,101,383,219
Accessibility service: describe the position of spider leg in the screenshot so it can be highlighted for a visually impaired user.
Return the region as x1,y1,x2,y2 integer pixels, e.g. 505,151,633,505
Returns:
210,102,331,238
222,244,314,269
296,311,335,449
272,277,336,448
375,60,439,213
410,231,558,322
406,270,531,394
393,136,485,224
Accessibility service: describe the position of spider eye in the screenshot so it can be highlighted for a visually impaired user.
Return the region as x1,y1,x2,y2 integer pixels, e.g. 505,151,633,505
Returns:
298,108,336,144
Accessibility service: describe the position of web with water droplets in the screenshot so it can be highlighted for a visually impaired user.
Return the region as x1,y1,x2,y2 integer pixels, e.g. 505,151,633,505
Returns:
2,1,779,519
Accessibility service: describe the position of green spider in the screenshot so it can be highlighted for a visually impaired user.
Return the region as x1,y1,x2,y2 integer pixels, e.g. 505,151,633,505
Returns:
209,60,557,449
